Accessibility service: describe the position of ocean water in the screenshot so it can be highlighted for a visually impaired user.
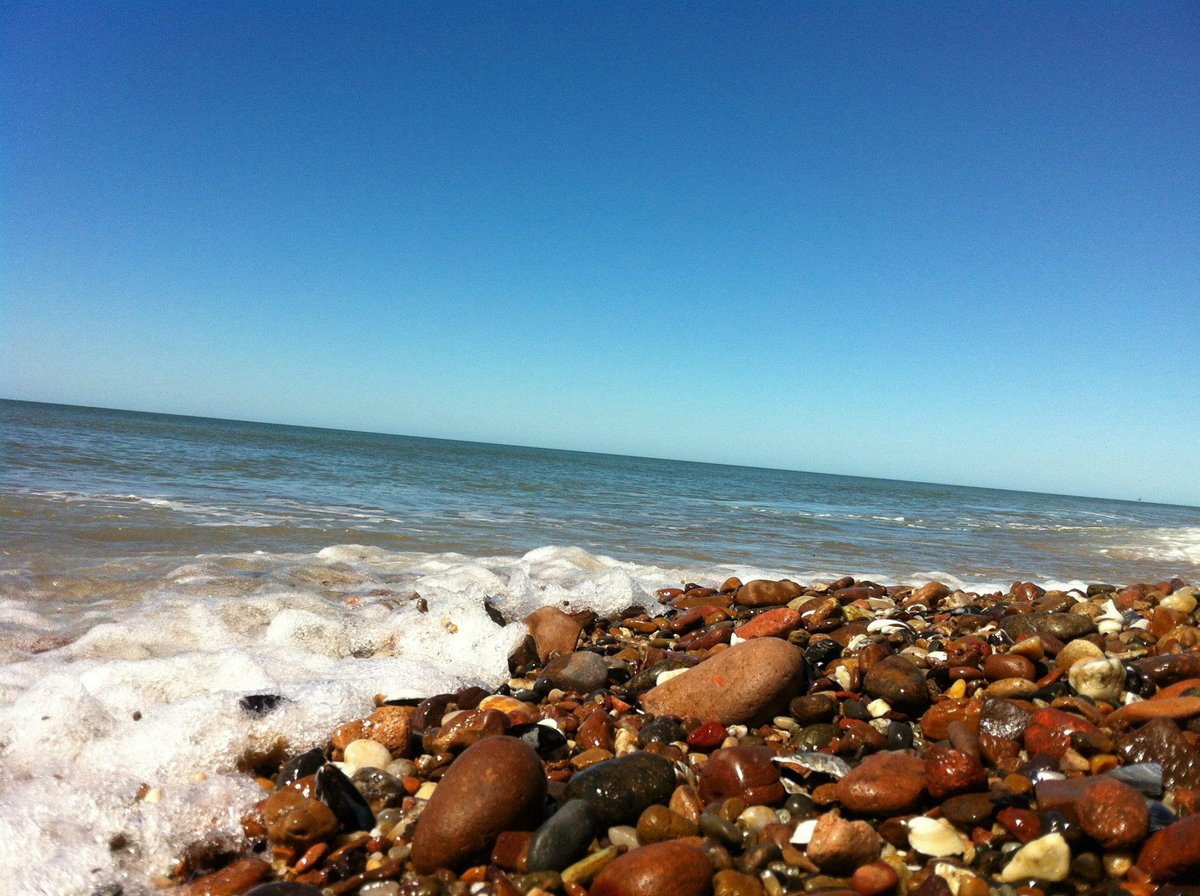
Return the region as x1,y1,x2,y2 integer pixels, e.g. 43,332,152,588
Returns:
1,398,1198,894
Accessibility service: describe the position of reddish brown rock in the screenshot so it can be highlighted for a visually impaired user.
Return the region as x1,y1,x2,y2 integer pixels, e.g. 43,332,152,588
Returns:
697,745,784,806
805,809,884,875
835,751,926,815
924,744,987,800
1079,776,1149,849
178,857,270,896
863,654,930,711
361,705,414,755
919,699,982,741
589,840,713,896
851,860,900,896
734,579,804,608
639,638,805,725
982,654,1037,681
576,709,615,752
261,788,338,849
524,607,583,661
1137,812,1200,882
734,607,802,640
1024,707,1100,758
422,708,508,754
1104,696,1200,729
909,581,951,605
410,736,547,872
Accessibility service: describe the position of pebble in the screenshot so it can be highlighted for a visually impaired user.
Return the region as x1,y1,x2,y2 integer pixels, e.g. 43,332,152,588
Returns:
713,868,767,896
1078,776,1149,849
835,750,926,815
589,841,713,896
998,832,1071,883
923,743,986,799
527,798,600,871
1000,612,1097,642
1054,638,1106,671
410,736,547,872
698,745,785,806
261,789,337,849
636,804,698,842
1118,717,1200,791
906,816,968,857
1136,812,1200,882
734,607,802,640
734,578,805,607
1067,657,1126,702
850,861,899,896
862,654,930,711
559,750,677,827
342,738,392,772
639,637,806,725
244,885,326,896
805,809,884,874
1023,707,1099,758
524,606,584,661
542,650,609,693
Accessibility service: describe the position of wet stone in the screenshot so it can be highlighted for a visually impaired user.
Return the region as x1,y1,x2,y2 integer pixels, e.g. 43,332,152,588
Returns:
1024,707,1099,759
410,736,547,872
805,809,884,875
835,750,926,815
316,763,375,832
589,841,713,896
1138,812,1200,882
559,750,677,827
941,792,996,828
862,654,930,712
527,798,599,872
350,767,406,810
542,650,609,693
1118,717,1200,791
698,745,785,806
638,716,686,747
262,789,337,849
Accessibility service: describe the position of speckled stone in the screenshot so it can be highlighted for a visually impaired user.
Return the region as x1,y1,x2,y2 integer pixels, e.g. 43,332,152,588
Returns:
410,736,547,872
640,637,806,725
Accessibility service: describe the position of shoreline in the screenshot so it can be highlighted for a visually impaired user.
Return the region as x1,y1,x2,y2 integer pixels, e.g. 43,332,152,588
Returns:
165,572,1200,896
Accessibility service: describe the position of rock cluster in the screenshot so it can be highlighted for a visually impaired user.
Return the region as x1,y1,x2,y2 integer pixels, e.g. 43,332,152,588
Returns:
168,574,1200,896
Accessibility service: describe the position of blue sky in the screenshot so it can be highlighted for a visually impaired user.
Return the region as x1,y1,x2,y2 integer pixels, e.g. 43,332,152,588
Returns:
3,2,1198,505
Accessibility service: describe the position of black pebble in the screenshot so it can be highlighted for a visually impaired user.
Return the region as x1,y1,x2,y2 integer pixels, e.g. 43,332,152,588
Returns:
316,764,375,832
239,694,285,715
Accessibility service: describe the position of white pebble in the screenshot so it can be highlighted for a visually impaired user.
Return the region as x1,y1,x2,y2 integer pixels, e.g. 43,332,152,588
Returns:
737,805,778,834
906,816,967,857
607,825,640,850
790,818,818,845
1068,657,1126,702
344,738,392,772
999,832,1071,883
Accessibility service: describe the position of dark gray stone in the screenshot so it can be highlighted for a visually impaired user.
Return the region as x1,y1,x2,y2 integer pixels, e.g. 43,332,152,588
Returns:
559,751,676,826
527,798,600,871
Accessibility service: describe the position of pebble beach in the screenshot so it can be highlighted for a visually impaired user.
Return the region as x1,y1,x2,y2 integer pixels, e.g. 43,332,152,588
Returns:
167,571,1200,896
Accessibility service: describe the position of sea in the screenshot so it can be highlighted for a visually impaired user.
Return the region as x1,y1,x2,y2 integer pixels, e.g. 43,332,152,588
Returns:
2,398,1198,895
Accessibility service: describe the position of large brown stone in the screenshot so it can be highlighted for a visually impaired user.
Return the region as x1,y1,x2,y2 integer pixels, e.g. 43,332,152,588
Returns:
590,840,713,896
179,858,270,896
410,736,546,872
734,579,804,608
835,751,926,815
863,654,930,711
524,607,584,661
1138,812,1200,882
639,638,805,725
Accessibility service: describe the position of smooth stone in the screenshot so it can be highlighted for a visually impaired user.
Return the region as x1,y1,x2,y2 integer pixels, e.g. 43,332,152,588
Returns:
940,792,996,828
245,885,326,896
1000,613,1097,643
982,653,1037,681
524,606,584,661
560,751,677,827
698,745,785,806
1137,812,1200,882
978,697,1032,740
638,716,686,747
639,638,806,725
350,767,406,810
919,698,981,741
1068,657,1126,702
850,861,900,896
1023,707,1100,758
179,858,271,896
316,763,375,832
261,789,337,849
713,868,767,896
637,804,699,842
734,607,802,640
576,709,616,751
423,707,508,754
589,841,713,896
863,654,930,711
543,650,609,693
804,809,883,874
835,751,926,815
923,744,986,799
527,798,600,872
1078,776,1149,849
411,736,547,872
906,816,967,857
998,832,1071,883
343,738,392,772
735,579,805,607
1054,638,1106,671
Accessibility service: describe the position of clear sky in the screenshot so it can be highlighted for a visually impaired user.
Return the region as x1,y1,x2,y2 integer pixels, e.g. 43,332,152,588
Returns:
3,2,1198,506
